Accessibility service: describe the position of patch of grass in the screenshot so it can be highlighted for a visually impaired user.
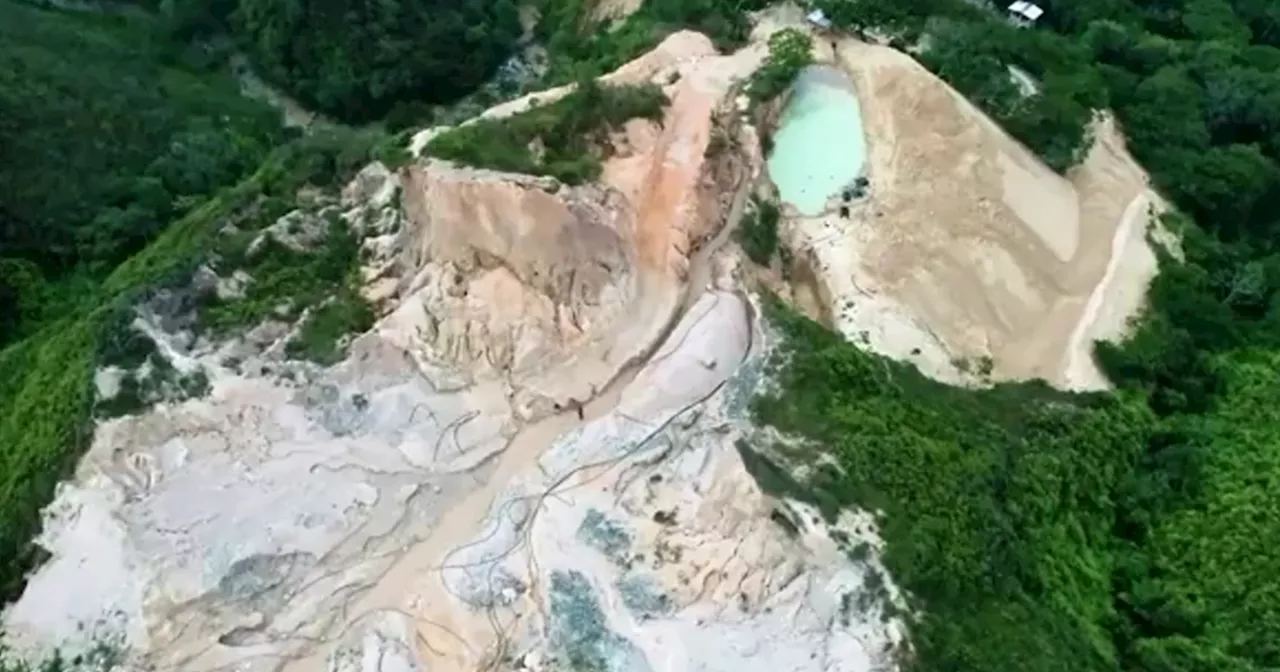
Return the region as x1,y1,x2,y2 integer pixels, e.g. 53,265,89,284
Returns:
424,79,667,184
202,217,362,333
736,198,780,265
285,291,375,365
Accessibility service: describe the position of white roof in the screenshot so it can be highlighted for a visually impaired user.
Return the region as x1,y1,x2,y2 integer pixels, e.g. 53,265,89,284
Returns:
1007,1,1044,20
807,9,831,26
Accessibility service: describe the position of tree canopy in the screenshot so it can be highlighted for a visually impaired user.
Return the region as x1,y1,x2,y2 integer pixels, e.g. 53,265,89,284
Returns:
230,0,522,122
767,0,1280,671
0,0,281,345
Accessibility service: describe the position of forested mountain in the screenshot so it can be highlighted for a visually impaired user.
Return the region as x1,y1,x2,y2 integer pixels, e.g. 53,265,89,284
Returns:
160,0,759,122
0,1,281,344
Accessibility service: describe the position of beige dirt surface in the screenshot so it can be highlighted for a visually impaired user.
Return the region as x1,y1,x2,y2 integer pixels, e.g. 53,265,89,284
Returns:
590,0,645,22
783,39,1164,388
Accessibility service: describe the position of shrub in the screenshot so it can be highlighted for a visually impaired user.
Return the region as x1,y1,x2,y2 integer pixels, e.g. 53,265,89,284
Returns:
748,29,814,103
286,292,375,365
425,79,667,184
736,198,781,265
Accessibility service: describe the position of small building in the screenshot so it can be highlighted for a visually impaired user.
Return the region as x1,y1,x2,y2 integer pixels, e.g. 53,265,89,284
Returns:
806,8,832,30
1006,1,1044,26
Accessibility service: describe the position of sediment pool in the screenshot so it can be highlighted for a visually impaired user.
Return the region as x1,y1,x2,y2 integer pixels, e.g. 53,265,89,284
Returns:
766,65,867,216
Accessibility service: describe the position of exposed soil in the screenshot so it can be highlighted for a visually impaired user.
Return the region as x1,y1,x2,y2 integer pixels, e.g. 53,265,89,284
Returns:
781,38,1164,388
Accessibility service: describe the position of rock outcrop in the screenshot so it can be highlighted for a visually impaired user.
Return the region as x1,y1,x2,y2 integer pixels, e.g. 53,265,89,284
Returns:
389,164,636,387
383,29,764,411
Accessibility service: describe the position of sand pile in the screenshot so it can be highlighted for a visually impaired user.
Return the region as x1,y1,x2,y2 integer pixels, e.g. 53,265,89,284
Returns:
780,39,1164,388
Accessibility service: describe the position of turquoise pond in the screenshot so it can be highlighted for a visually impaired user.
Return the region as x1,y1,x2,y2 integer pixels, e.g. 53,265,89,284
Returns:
766,66,867,216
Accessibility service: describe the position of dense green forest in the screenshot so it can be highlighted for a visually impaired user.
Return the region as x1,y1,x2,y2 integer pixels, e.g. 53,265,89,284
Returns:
0,1,282,345
158,0,772,123
228,0,522,122
749,297,1280,672
2,0,1280,670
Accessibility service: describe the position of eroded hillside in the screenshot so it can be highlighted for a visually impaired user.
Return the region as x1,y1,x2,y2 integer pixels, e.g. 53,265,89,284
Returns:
772,36,1170,389
4,29,911,672
4,10,1243,672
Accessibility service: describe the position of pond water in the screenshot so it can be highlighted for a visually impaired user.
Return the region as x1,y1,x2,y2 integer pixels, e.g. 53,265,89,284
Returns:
766,66,867,216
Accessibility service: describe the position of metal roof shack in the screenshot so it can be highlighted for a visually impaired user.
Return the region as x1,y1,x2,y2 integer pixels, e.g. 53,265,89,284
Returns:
1007,1,1044,25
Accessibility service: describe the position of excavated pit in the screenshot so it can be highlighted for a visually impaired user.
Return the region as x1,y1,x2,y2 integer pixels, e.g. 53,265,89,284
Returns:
4,29,913,672
771,35,1167,388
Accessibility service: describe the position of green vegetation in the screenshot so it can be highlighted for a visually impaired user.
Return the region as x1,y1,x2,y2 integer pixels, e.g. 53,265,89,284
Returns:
164,0,774,126
534,0,772,85
736,198,781,265
748,28,814,103
751,3,1280,669
150,0,523,122
194,131,383,364
140,0,783,127
750,5,1280,672
816,0,1104,171
0,0,281,605
228,0,521,122
286,292,375,365
919,19,1101,171
0,0,282,346
751,307,1280,672
1031,24,1280,671
750,297,1153,670
1114,350,1280,671
424,79,667,184
0,318,100,601
202,214,363,333
3,1,1280,671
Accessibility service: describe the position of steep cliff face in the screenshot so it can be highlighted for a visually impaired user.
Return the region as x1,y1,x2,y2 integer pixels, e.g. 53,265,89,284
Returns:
390,163,636,385
4,28,904,672
379,29,765,411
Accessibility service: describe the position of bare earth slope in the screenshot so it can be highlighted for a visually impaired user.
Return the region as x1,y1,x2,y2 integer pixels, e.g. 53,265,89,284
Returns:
784,39,1163,388
4,30,908,672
